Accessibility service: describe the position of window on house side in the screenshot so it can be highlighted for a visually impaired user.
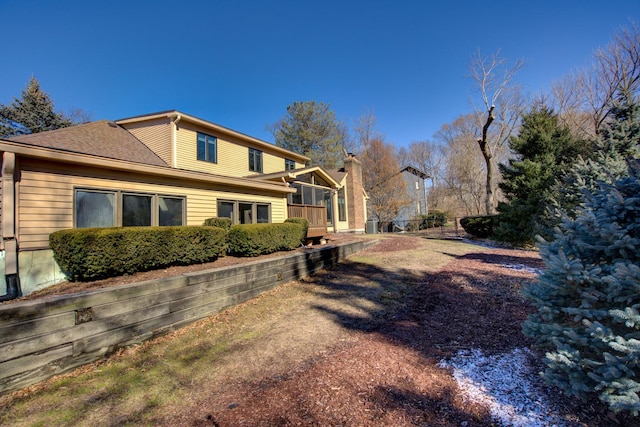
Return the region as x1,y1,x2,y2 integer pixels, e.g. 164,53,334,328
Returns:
159,196,184,226
75,189,185,228
249,148,263,172
122,194,152,227
285,158,296,170
217,201,235,222
76,190,115,228
257,204,270,223
338,187,346,222
197,133,217,163
217,200,271,224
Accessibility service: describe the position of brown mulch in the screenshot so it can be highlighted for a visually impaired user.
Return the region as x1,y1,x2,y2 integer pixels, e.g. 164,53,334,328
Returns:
165,237,619,426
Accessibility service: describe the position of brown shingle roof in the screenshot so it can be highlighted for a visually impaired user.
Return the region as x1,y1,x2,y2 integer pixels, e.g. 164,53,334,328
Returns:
326,168,347,183
7,120,168,167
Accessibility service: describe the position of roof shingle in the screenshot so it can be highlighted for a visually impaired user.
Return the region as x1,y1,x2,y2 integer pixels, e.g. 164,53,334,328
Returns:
7,120,168,167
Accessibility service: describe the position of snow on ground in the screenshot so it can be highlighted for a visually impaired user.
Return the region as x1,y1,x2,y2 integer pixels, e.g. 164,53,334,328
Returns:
500,263,543,275
439,348,571,427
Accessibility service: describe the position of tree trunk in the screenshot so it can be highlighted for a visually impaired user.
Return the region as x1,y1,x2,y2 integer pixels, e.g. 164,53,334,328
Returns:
478,106,496,215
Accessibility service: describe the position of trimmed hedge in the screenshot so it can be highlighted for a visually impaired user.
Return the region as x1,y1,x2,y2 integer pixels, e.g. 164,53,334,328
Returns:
460,215,497,238
203,217,232,229
49,226,228,281
418,210,449,229
284,217,309,243
228,222,304,256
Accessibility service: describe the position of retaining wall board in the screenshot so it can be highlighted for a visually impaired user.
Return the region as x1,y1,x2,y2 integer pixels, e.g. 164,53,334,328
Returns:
0,240,375,395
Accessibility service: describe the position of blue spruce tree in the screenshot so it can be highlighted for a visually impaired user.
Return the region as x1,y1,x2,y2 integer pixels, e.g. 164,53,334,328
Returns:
524,159,640,412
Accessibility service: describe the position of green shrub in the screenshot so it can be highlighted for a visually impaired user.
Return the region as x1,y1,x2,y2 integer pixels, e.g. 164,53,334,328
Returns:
228,222,303,256
459,215,497,238
418,210,448,229
203,217,232,229
285,217,309,243
49,226,228,281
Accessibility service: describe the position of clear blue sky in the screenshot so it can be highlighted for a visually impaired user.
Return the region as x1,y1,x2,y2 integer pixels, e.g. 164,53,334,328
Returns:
1,0,638,148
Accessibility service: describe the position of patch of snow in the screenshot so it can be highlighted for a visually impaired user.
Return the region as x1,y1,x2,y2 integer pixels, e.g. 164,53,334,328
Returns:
500,263,543,275
439,348,570,427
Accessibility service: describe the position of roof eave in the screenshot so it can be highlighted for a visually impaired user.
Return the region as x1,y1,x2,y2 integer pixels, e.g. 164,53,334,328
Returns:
0,140,296,194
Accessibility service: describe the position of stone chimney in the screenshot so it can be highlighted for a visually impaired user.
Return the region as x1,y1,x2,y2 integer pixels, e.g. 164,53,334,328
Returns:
343,154,366,233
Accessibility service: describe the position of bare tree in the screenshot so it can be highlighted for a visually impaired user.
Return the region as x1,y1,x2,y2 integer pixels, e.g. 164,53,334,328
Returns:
350,107,382,156
469,50,525,214
360,138,409,225
549,22,640,136
435,114,486,216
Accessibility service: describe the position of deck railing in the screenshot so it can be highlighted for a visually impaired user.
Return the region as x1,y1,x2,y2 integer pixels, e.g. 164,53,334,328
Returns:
288,204,327,238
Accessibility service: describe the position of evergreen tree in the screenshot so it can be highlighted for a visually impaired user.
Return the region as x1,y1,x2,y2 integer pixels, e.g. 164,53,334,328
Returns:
271,101,346,169
0,77,75,137
523,161,640,413
547,92,640,227
494,106,587,245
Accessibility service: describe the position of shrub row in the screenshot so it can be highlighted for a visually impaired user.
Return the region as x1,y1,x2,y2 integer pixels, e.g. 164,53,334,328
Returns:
228,221,306,257
50,218,309,281
50,226,228,282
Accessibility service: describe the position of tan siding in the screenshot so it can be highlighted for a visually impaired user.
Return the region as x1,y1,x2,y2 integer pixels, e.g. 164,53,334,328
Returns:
121,118,172,165
174,125,295,177
17,160,288,249
262,152,285,174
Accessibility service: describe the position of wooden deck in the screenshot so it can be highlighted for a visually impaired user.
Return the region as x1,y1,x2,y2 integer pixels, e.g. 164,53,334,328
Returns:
288,204,327,238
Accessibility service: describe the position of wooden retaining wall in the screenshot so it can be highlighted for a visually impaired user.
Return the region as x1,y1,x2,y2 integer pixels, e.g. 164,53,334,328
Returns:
0,240,372,395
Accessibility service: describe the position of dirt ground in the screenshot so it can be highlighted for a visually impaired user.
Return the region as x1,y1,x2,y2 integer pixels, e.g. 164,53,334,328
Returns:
1,234,632,426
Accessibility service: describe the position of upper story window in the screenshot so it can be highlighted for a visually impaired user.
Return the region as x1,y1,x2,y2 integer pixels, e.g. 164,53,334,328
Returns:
285,158,296,171
249,147,263,173
197,132,217,163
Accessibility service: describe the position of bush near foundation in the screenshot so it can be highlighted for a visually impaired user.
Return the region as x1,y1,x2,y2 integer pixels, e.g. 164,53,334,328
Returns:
50,226,228,281
460,215,497,238
228,222,304,256
284,217,309,243
203,217,233,229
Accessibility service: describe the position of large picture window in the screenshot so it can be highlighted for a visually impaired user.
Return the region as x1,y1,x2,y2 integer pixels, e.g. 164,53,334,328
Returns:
159,196,184,226
217,200,270,224
123,194,152,226
76,190,115,228
197,132,217,163
75,189,185,228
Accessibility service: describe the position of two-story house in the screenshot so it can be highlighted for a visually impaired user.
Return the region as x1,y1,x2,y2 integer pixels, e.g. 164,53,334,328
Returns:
0,111,367,299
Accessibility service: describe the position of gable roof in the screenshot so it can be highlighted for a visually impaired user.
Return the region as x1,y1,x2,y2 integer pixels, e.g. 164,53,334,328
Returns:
6,120,168,167
116,110,310,164
256,166,340,188
400,165,430,179
326,168,347,185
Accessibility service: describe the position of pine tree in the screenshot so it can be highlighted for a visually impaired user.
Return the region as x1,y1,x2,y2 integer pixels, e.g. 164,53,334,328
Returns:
524,160,640,414
271,101,346,169
0,77,74,137
494,106,587,245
